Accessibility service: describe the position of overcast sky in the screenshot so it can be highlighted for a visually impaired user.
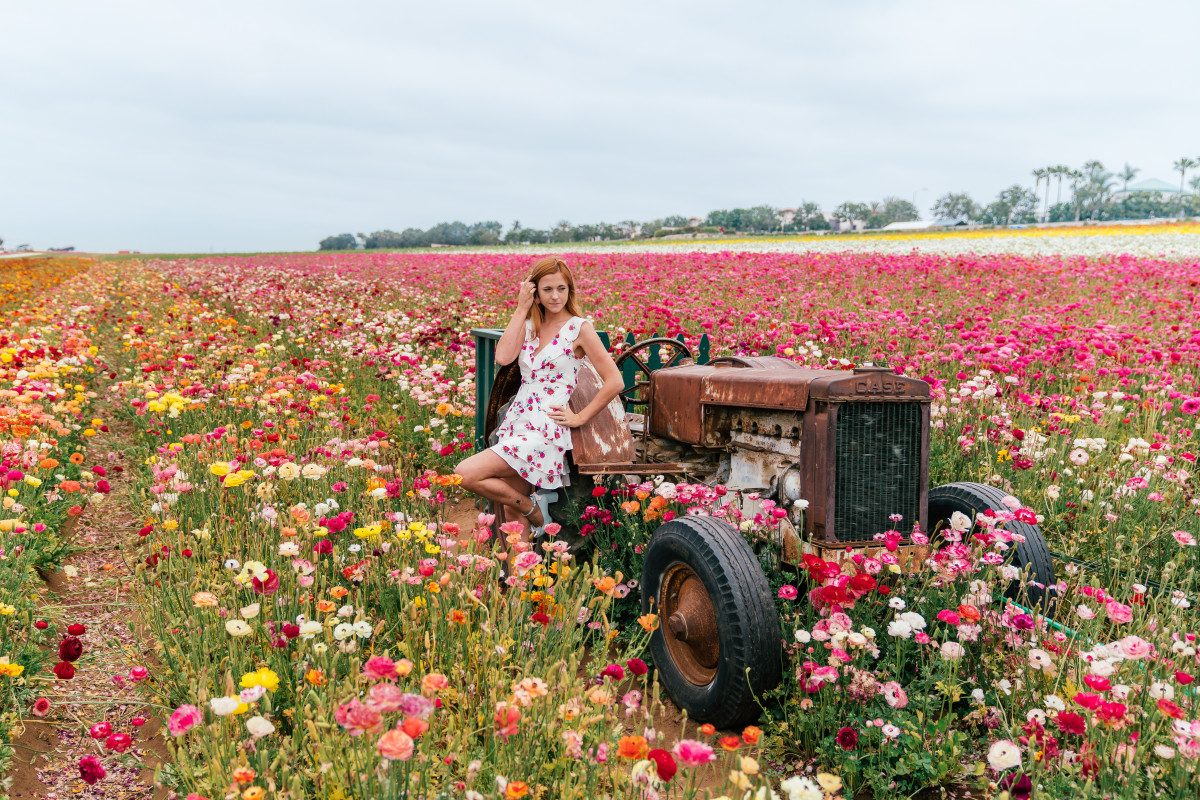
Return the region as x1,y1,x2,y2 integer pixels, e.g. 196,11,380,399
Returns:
3,0,1198,252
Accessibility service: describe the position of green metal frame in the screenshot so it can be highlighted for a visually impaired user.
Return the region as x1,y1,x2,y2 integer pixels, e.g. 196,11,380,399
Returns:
470,326,710,451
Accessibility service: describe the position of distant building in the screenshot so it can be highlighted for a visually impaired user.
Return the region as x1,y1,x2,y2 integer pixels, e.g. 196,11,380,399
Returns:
879,219,968,231
778,208,797,226
1111,178,1183,202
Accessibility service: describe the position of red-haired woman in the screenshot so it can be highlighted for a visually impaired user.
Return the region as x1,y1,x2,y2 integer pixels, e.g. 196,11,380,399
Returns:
455,256,624,539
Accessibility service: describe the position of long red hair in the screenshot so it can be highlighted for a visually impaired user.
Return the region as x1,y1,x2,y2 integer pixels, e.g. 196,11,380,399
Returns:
526,256,583,338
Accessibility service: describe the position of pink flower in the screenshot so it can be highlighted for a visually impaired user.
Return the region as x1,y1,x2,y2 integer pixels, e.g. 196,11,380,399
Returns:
1106,601,1133,624
168,704,202,736
672,738,716,766
367,683,405,714
1180,397,1200,415
362,656,398,681
335,698,384,736
31,697,50,717
376,728,415,761
777,584,798,600
494,702,521,740
1117,635,1154,660
1172,530,1197,547
421,673,449,695
881,681,908,709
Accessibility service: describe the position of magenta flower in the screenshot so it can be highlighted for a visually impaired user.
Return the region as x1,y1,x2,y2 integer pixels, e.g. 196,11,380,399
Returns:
168,704,203,736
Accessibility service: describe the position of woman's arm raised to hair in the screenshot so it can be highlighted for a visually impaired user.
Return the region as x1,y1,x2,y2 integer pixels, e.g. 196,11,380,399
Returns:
495,283,536,366
573,322,625,424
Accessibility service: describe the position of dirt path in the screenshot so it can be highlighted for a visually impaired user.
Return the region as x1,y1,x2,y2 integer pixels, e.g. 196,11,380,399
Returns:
8,411,167,799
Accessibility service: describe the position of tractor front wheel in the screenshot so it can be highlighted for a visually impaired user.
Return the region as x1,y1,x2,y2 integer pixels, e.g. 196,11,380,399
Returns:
641,516,782,728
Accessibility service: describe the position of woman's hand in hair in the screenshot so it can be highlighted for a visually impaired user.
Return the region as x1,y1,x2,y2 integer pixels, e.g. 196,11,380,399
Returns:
517,281,537,311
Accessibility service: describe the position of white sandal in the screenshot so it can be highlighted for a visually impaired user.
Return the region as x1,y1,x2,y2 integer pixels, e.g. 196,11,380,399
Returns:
522,492,552,537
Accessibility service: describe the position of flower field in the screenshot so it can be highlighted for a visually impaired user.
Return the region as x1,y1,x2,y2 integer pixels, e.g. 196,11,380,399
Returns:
2,248,1199,799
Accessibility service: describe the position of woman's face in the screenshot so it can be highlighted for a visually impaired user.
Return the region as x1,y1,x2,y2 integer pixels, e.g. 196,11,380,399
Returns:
535,272,571,314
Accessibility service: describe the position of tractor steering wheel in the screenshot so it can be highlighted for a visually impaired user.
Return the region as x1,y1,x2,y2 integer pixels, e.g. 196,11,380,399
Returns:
614,337,693,409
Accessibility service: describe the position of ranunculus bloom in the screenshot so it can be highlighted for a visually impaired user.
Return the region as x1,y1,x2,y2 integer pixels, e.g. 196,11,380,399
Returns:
67,623,87,636
335,699,384,736
52,661,75,680
836,726,858,750
1055,712,1086,735
362,656,398,681
1105,600,1133,624
987,739,1022,771
626,657,649,676
376,728,415,761
251,569,279,595
672,739,716,766
105,732,133,752
494,702,521,740
31,697,51,717
647,748,677,781
89,721,112,739
168,704,203,736
79,755,106,785
58,636,83,662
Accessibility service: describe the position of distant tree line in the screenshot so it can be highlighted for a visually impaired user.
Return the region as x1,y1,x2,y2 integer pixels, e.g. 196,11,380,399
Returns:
318,156,1200,250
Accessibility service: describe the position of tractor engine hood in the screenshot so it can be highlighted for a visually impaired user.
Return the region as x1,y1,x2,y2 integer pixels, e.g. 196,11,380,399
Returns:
648,356,929,447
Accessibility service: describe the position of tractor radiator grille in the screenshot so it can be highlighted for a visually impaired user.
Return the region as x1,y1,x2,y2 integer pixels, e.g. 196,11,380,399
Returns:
833,402,922,541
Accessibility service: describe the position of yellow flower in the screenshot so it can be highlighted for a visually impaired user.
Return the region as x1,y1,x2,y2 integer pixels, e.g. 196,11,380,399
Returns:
353,523,382,540
209,462,231,477
0,604,16,616
816,772,843,793
0,661,25,677
162,519,178,531
240,667,280,693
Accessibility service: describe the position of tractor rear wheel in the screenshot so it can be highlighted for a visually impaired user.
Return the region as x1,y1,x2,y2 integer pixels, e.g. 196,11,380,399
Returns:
928,482,1056,608
641,516,782,728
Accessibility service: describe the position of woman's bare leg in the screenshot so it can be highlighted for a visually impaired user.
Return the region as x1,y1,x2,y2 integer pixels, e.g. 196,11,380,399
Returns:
454,451,543,532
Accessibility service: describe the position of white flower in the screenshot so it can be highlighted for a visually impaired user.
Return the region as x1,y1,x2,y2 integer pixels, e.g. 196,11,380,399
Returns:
899,611,926,630
1044,694,1066,711
1028,648,1053,670
1045,485,1061,501
881,723,900,740
240,685,266,703
1154,744,1176,759
940,641,965,660
246,715,275,738
779,776,821,800
887,619,913,639
225,619,252,637
239,603,260,619
298,620,323,639
1068,449,1089,466
210,696,241,716
277,462,300,481
301,463,326,480
332,622,355,641
888,597,906,610
353,620,374,639
794,629,811,644
987,739,1022,771
949,511,972,533
278,541,300,557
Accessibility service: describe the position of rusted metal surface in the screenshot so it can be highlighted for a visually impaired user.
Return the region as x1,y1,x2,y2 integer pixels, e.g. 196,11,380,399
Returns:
569,359,635,468
659,562,719,685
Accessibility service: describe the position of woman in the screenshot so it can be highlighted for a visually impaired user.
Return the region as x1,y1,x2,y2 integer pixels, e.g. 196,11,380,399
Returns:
455,256,625,537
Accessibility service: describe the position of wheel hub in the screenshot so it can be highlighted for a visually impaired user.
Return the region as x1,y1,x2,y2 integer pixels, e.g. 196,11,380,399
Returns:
659,562,719,685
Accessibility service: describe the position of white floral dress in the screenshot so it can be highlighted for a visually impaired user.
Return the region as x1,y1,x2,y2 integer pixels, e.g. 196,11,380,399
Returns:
490,315,591,489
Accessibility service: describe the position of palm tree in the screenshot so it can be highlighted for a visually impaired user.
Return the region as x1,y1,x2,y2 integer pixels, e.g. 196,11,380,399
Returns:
1190,174,1200,193
1068,168,1085,222
1119,163,1139,193
1052,164,1071,207
1174,157,1198,218
1032,168,1048,221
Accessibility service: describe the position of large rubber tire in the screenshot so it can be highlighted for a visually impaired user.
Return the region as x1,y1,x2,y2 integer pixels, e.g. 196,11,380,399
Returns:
641,516,783,728
928,482,1055,608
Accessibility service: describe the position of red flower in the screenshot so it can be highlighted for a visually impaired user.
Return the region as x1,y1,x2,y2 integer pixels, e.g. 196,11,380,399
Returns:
31,697,51,717
52,661,76,680
78,755,106,785
1054,711,1086,735
105,732,133,752
34,620,48,630
58,636,84,662
313,539,333,554
67,623,87,636
600,664,625,681
1157,699,1185,719
1175,671,1194,685
626,658,649,676
836,726,858,750
251,569,279,595
647,748,677,781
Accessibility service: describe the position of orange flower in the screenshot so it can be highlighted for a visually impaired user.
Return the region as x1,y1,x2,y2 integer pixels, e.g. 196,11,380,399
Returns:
699,723,717,736
718,735,742,751
60,480,81,493
231,767,256,784
504,781,529,800
38,458,59,469
328,586,349,599
958,604,981,623
401,716,429,739
620,500,641,514
617,735,649,760
305,668,326,686
315,600,336,613
242,788,265,800
446,609,467,625
637,613,659,632
69,452,85,465
741,725,762,745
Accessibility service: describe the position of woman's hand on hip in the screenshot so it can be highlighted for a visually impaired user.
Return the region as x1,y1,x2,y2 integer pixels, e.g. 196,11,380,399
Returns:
547,405,584,428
